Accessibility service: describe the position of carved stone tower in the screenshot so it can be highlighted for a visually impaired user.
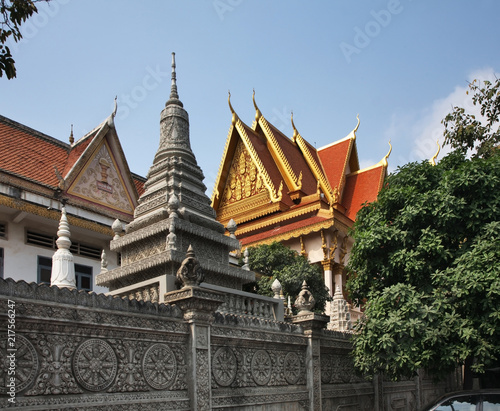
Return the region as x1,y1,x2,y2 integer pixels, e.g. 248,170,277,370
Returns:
96,53,254,300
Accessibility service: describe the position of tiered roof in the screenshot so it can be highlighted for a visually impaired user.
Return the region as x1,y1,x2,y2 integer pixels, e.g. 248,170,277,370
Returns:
211,94,389,247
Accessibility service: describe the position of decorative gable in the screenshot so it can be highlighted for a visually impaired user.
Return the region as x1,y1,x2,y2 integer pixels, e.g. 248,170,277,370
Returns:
67,139,135,215
216,139,275,226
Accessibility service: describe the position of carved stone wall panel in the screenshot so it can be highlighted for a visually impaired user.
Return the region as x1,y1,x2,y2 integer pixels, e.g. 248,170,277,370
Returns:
27,333,82,395
0,333,38,394
211,345,306,389
121,233,166,266
73,338,118,392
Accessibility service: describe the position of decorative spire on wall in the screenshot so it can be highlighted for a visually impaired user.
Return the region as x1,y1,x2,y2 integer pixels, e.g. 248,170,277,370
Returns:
51,207,76,289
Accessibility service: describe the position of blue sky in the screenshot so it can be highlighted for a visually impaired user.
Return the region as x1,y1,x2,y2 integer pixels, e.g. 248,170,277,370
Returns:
1,0,499,193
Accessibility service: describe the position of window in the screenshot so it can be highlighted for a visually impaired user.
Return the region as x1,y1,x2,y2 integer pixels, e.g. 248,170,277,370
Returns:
0,248,4,278
75,264,93,291
0,223,6,239
37,256,52,284
27,230,101,260
435,394,479,411
37,256,93,291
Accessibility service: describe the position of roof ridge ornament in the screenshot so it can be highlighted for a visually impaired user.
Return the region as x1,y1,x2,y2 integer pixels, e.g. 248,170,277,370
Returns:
69,124,74,144
380,140,392,167
429,139,440,166
252,89,262,121
291,111,298,143
347,114,360,140
228,90,238,125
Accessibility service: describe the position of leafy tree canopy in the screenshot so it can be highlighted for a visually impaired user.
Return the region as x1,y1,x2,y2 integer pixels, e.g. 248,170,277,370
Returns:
443,77,500,158
247,242,331,314
1,0,44,79
346,150,500,381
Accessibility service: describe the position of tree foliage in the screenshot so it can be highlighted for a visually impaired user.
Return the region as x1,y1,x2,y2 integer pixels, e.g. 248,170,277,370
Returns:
346,150,500,381
443,78,500,158
0,0,44,79
247,242,331,314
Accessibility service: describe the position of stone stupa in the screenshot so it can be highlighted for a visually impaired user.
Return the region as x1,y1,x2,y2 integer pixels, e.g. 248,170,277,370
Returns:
96,53,254,302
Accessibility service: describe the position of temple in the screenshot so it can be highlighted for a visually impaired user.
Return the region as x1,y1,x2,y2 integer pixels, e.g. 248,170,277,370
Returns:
211,92,390,328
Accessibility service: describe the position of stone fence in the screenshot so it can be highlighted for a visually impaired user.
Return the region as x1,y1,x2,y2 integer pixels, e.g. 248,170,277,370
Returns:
0,278,458,410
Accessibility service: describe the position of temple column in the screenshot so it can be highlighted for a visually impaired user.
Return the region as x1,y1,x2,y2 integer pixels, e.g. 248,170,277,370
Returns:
321,259,334,315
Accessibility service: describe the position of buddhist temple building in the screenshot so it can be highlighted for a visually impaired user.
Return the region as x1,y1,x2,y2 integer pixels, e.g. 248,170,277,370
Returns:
211,92,390,328
0,106,145,292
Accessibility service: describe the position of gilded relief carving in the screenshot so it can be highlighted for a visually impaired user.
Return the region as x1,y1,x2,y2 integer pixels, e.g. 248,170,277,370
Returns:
220,141,266,207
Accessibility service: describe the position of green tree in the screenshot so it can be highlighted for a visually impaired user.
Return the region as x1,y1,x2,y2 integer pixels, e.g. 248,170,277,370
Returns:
1,0,45,79
247,242,331,314
442,78,500,159
346,150,500,382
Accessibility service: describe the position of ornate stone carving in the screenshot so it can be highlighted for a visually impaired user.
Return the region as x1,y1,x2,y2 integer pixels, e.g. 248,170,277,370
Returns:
251,350,272,386
142,343,177,390
0,334,38,394
212,347,237,387
73,339,117,392
28,334,81,395
294,281,315,314
112,340,147,392
176,245,204,287
283,352,301,385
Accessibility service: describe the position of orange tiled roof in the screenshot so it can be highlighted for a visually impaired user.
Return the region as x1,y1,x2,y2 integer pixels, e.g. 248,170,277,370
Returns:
342,165,385,220
317,138,352,193
0,115,69,188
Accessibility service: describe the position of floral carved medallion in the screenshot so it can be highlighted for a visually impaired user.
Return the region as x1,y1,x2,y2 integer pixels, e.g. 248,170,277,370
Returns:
0,334,38,393
212,347,237,387
73,339,117,392
251,349,272,386
142,343,177,390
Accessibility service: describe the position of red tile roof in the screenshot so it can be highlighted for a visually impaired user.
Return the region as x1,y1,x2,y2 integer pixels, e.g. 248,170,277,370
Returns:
0,115,69,188
318,138,352,192
342,165,385,220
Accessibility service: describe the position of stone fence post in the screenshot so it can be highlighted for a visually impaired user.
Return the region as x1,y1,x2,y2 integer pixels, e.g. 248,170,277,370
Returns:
164,245,224,411
292,281,329,410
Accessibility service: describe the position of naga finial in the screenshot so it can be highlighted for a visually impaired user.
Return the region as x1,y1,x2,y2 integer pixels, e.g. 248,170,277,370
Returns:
228,90,237,125
429,140,441,166
381,140,392,167
291,111,298,142
252,89,262,121
348,114,360,140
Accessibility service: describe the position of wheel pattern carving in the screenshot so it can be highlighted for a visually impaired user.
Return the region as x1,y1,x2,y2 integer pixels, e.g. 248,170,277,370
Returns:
321,354,333,383
251,349,271,386
212,347,237,387
0,334,38,393
73,339,117,392
284,352,301,385
142,343,177,390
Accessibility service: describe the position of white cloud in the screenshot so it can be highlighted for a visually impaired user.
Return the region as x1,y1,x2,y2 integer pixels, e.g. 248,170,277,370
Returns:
385,67,498,171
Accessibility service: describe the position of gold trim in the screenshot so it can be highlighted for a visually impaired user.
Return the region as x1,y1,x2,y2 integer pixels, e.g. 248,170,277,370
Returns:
211,123,234,205
235,202,322,236
295,131,335,204
235,119,282,202
243,219,335,248
258,115,302,191
429,140,440,166
0,194,113,236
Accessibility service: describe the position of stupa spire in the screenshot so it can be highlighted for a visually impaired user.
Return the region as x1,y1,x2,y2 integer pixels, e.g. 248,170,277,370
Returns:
166,52,183,107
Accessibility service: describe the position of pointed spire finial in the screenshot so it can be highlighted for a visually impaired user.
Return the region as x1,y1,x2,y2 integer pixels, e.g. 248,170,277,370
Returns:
429,139,441,166
112,96,117,118
228,90,237,125
252,89,262,121
348,114,360,140
291,111,298,142
381,140,392,167
69,124,74,144
165,52,183,107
